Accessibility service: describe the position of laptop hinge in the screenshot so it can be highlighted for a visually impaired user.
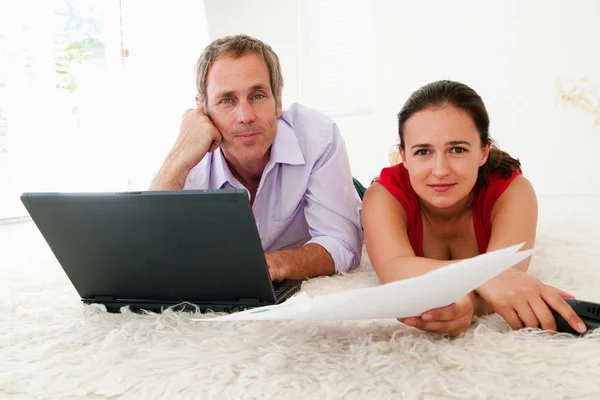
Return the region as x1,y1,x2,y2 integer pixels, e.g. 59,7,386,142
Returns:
238,298,260,304
94,295,116,302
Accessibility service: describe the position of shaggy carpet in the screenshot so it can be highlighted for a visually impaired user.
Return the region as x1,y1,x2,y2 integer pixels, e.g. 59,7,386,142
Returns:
1,195,600,400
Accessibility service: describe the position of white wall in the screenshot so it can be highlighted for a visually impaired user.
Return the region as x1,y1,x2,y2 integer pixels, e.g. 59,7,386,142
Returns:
203,0,600,195
370,0,600,195
110,0,211,189
204,0,299,108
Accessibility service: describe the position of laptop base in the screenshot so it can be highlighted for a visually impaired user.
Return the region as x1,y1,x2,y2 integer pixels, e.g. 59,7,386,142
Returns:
84,281,302,314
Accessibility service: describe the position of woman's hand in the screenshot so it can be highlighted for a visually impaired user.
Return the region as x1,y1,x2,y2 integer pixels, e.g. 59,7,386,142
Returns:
398,292,476,337
476,268,586,333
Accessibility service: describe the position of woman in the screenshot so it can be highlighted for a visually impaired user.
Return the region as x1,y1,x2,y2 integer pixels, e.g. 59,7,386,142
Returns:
362,80,586,336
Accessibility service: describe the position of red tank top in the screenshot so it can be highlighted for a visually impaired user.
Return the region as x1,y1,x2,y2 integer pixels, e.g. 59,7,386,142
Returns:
375,163,521,256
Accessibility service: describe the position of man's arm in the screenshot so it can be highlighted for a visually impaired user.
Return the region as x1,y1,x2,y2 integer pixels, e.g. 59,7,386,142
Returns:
150,150,195,190
267,122,363,280
265,243,334,282
150,108,222,190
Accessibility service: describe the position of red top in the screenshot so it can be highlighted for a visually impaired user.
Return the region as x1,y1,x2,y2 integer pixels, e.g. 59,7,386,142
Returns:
375,163,521,256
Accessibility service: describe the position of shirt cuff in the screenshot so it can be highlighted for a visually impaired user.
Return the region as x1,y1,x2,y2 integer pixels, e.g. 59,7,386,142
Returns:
306,236,361,274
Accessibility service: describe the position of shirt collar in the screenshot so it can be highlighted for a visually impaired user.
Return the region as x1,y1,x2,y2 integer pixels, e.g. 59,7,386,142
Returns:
270,116,305,166
210,149,237,190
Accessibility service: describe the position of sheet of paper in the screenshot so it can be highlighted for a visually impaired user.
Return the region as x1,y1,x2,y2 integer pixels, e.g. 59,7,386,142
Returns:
198,243,534,322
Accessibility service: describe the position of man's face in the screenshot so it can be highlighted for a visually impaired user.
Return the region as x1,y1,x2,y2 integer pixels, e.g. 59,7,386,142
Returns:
204,52,282,165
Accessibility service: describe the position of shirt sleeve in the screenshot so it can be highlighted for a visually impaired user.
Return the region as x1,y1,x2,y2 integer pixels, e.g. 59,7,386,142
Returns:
183,154,212,190
303,122,364,273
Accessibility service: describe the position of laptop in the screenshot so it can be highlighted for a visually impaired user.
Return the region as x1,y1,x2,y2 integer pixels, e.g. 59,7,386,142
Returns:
20,189,302,313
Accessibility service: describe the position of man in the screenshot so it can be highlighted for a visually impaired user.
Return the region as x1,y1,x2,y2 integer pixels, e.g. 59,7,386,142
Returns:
150,34,362,281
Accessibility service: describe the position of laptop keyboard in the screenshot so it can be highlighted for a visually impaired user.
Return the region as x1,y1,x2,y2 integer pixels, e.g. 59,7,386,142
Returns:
273,284,289,297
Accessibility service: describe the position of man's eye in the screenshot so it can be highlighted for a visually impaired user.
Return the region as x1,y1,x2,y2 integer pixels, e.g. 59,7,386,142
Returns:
220,98,232,104
252,94,265,100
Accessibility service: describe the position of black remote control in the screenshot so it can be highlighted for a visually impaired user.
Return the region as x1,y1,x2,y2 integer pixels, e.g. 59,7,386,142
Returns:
551,298,600,335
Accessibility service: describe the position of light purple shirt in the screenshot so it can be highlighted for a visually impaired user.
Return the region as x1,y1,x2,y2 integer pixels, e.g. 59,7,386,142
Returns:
183,103,363,273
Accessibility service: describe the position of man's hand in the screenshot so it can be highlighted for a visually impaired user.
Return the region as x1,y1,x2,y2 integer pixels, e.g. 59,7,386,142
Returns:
476,268,586,333
265,252,287,282
172,108,223,170
398,292,476,337
264,244,335,282
150,108,223,190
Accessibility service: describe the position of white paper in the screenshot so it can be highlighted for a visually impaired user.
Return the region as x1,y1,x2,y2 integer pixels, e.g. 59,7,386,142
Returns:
198,243,534,322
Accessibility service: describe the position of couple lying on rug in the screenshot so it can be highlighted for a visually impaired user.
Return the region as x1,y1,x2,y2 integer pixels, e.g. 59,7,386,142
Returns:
150,34,586,337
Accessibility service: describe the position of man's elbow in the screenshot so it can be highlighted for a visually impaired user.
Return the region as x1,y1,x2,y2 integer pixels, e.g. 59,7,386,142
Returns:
306,228,363,275
331,240,363,275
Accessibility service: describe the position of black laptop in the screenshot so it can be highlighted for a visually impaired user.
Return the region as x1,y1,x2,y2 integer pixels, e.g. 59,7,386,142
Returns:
20,189,302,313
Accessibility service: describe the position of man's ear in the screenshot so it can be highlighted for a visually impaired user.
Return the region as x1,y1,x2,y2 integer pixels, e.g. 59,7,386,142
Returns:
480,143,491,166
276,97,283,118
195,95,207,114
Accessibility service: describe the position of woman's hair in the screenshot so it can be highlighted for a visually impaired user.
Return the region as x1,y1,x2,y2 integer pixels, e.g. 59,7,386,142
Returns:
398,80,521,187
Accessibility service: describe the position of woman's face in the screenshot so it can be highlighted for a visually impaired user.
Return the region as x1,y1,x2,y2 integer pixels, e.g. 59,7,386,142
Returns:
399,105,490,210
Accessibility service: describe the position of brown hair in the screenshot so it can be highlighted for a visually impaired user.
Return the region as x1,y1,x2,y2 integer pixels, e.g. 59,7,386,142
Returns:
195,34,283,108
398,80,521,187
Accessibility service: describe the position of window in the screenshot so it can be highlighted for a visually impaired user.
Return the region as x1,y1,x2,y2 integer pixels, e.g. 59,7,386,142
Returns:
0,0,209,220
0,0,121,219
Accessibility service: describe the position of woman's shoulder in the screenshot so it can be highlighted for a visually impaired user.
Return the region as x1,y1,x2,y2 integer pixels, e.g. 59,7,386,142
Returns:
490,174,535,208
475,170,531,220
376,163,412,192
373,163,419,209
479,169,522,198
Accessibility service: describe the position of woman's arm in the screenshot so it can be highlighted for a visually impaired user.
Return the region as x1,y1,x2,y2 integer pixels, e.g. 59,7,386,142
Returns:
472,175,537,315
487,175,538,270
363,183,476,336
362,183,454,283
475,176,586,333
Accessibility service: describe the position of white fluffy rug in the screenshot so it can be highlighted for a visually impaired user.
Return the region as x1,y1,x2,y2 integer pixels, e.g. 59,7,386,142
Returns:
1,196,600,400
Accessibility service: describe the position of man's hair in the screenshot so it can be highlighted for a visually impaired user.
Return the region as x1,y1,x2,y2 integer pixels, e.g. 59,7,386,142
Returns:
195,34,284,107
